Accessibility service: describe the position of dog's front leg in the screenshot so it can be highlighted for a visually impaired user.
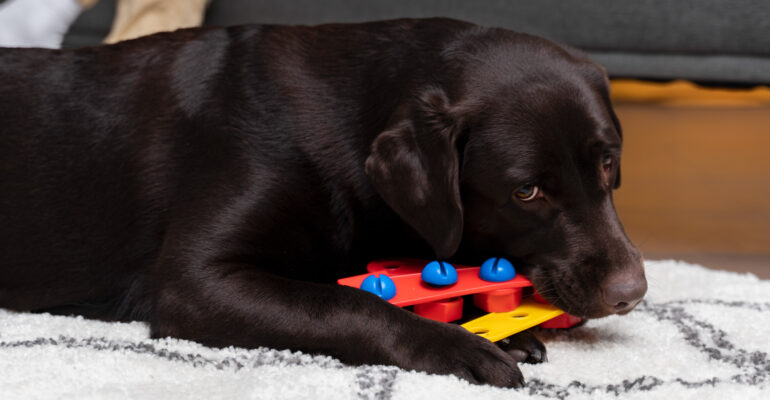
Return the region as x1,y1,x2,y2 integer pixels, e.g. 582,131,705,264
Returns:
150,260,525,387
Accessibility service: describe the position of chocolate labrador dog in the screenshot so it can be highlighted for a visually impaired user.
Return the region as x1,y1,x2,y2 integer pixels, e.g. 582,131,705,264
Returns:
0,18,646,387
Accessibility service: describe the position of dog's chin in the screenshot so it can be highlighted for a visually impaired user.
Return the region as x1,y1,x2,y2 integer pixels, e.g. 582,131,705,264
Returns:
542,290,641,319
547,296,612,320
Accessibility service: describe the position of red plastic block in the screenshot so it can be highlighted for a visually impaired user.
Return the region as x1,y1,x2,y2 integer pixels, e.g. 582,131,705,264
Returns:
540,313,582,329
473,288,523,313
338,258,533,307
413,297,464,322
532,291,549,304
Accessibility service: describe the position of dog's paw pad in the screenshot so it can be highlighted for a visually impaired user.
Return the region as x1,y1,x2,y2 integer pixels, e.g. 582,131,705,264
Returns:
498,331,547,364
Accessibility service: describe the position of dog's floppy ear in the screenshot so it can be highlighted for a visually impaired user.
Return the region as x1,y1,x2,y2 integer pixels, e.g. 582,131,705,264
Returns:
365,87,464,259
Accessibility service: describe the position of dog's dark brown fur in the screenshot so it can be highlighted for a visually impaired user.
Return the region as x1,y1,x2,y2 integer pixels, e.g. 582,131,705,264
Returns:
0,18,646,387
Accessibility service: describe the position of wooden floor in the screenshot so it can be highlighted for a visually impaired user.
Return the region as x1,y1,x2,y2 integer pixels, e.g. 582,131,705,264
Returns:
610,81,770,278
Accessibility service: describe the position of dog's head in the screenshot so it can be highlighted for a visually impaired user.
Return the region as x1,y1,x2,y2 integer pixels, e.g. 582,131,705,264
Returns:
366,28,646,319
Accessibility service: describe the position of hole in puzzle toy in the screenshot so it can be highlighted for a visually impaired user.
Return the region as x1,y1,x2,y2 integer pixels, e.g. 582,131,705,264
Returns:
384,264,400,269
510,312,529,319
470,328,489,335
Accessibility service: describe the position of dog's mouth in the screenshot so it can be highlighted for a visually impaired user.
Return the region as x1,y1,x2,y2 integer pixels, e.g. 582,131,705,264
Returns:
525,265,640,319
517,263,581,317
528,278,590,319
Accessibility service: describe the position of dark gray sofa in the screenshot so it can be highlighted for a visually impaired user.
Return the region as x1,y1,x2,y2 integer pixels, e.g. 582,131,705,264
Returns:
62,0,770,86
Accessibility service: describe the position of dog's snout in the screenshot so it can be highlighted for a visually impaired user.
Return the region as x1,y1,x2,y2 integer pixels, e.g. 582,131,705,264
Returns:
602,272,647,314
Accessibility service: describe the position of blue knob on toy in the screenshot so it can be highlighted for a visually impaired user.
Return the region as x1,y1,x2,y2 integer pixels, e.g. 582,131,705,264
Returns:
479,257,516,282
360,274,397,300
421,261,458,286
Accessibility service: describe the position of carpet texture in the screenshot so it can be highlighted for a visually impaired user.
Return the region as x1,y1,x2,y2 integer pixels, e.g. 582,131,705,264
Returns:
1,260,768,399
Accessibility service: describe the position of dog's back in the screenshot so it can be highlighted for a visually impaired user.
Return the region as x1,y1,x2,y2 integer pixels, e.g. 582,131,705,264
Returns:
0,27,246,315
1,49,157,316
0,20,468,318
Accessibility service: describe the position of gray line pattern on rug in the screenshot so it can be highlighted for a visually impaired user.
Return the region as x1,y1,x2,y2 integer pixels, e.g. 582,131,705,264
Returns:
525,299,770,399
1,298,767,399
356,366,399,400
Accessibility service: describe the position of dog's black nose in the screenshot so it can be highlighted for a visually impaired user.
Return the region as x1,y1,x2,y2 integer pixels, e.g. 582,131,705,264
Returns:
602,272,647,314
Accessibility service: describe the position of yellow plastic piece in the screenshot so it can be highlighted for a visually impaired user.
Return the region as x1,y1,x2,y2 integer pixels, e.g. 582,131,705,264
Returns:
461,299,564,342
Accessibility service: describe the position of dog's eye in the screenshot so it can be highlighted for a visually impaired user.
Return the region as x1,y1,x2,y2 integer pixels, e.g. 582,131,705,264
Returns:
602,154,615,172
513,184,540,202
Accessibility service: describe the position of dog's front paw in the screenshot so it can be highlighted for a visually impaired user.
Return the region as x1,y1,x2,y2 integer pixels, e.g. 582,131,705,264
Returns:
498,330,547,364
394,319,525,388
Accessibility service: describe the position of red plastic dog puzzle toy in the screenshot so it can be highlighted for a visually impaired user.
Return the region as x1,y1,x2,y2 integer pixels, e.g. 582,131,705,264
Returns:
338,258,581,342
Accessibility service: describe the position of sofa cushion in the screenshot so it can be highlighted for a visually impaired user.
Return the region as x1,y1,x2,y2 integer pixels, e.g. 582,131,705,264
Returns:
60,0,770,85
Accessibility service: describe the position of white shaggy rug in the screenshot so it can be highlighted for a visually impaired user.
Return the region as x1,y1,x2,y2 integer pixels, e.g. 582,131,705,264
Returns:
1,260,768,399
